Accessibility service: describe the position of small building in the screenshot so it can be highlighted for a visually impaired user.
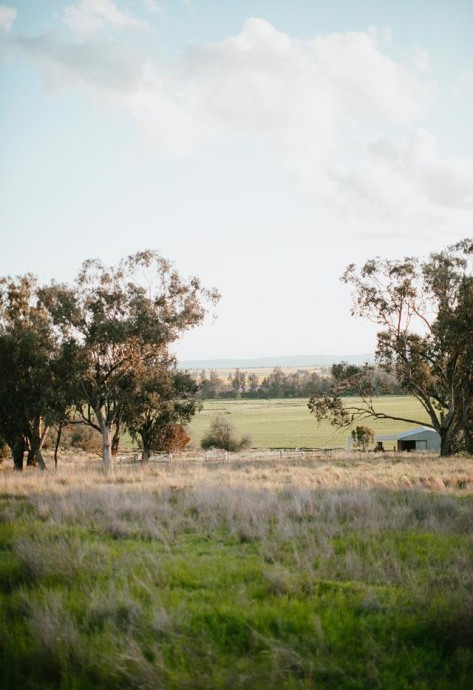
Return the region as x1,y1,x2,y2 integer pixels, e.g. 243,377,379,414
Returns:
348,426,441,452
395,427,441,452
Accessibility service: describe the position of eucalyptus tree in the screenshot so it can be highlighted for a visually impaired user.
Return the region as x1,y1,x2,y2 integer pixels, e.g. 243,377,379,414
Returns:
229,369,246,398
308,239,473,456
0,275,67,469
123,361,199,462
41,251,219,472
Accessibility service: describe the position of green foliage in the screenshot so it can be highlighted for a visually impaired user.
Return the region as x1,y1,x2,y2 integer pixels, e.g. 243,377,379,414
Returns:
310,239,473,456
123,366,199,460
201,415,252,452
0,486,472,688
0,254,218,471
351,425,375,451
198,364,401,401
0,275,72,469
199,366,339,399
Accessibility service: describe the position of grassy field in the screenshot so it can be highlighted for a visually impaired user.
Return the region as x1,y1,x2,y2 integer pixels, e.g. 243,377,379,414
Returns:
0,453,472,689
189,396,431,449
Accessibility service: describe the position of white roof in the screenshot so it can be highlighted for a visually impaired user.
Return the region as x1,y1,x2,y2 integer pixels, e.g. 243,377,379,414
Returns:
373,426,437,442
397,427,437,439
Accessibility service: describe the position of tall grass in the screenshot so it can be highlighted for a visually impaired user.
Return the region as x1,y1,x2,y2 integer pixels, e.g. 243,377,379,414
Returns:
0,452,472,688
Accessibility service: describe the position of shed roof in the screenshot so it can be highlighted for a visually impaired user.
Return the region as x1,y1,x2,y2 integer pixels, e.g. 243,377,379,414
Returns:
373,426,437,442
397,427,437,439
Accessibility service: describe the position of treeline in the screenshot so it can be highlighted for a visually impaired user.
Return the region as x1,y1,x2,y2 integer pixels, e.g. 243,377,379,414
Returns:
196,364,402,399
0,251,219,472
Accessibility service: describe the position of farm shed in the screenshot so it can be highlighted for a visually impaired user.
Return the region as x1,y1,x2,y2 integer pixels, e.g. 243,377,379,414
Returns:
394,427,441,451
348,426,441,451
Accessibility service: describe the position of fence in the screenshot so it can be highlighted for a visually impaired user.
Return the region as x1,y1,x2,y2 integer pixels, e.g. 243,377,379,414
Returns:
114,447,347,465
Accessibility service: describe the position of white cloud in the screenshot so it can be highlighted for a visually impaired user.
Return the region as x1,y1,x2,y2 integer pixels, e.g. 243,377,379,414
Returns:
455,68,473,96
63,0,149,34
17,31,143,96
307,29,429,123
179,0,194,12
0,5,16,32
142,0,163,15
13,18,432,143
333,128,473,219
64,17,428,155
411,44,432,73
10,16,473,225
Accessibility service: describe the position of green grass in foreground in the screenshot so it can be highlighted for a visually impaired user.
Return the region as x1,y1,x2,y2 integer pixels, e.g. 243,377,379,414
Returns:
189,396,430,448
0,483,472,689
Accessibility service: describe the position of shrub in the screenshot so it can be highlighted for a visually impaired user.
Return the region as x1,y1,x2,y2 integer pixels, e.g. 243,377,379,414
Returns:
201,416,252,452
0,439,8,463
351,425,375,451
59,425,102,454
159,424,191,453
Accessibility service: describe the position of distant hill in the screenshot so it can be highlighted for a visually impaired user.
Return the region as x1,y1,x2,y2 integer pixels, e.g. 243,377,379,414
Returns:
178,354,374,370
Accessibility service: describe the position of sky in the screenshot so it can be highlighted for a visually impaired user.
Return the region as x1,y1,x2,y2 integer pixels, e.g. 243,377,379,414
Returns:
1,1,472,361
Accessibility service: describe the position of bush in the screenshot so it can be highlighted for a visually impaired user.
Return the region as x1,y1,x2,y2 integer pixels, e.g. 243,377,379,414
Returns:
59,425,102,454
351,425,375,451
157,424,191,453
0,439,9,463
201,416,252,452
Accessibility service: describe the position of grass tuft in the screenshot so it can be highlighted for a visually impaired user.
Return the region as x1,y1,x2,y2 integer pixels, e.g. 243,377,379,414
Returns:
0,451,472,688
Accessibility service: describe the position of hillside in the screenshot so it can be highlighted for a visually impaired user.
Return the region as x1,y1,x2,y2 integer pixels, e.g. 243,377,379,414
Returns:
179,353,374,370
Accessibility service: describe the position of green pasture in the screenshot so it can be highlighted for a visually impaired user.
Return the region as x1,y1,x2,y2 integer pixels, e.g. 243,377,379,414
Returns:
1,486,472,689
189,396,431,449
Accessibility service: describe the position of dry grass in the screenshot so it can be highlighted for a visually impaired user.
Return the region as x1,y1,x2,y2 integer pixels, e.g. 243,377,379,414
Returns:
1,449,472,497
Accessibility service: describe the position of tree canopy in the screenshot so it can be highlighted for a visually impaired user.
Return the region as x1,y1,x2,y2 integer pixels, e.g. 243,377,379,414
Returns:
308,239,473,456
0,251,219,471
122,361,199,462
0,275,71,469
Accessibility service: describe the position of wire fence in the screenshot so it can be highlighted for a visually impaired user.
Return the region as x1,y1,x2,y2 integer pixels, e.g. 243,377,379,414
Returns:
114,447,348,465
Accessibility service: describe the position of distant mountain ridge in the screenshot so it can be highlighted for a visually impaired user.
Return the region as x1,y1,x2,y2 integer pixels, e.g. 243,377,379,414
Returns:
178,354,374,370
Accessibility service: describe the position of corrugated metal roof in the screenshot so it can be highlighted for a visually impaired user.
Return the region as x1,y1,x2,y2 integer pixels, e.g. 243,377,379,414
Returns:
373,426,437,442
397,427,437,439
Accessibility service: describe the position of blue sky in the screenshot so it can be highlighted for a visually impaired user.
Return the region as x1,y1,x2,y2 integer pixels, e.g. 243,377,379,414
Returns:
1,1,472,359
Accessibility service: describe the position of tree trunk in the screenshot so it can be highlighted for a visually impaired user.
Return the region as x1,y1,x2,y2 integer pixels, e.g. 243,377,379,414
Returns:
12,438,25,471
439,426,455,457
464,426,473,455
35,446,47,470
139,430,152,463
111,422,120,457
30,436,47,470
26,419,48,470
54,422,63,469
96,408,113,472
461,402,473,454
26,447,37,467
102,424,113,472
